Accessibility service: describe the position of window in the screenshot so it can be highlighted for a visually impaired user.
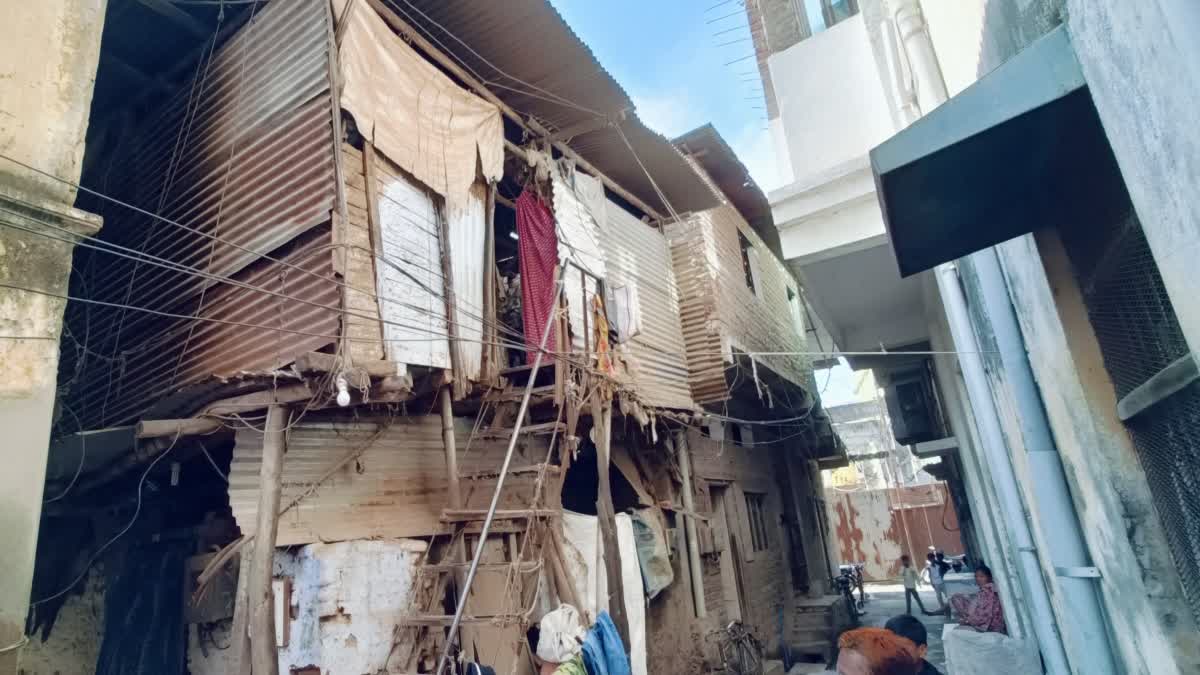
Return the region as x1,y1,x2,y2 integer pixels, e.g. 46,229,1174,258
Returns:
738,232,762,298
745,492,770,552
799,0,859,38
787,287,804,336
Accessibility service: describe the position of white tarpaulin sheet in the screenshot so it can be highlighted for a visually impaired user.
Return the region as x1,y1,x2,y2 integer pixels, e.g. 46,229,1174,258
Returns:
337,1,503,208
560,511,647,675
446,182,486,380
943,625,1041,675
376,164,450,368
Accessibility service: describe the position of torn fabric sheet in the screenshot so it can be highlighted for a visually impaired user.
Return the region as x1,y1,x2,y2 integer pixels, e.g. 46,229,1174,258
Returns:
516,189,559,363
337,1,503,208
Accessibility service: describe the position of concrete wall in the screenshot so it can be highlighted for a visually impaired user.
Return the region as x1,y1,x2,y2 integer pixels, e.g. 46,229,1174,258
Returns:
767,14,895,185
18,571,104,675
994,233,1200,674
0,2,106,670
1065,0,1200,357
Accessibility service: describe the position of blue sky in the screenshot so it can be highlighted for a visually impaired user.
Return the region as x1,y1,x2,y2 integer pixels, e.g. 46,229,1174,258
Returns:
550,0,782,191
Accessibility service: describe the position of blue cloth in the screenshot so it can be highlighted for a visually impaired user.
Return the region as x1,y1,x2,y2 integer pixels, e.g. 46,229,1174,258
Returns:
581,611,630,675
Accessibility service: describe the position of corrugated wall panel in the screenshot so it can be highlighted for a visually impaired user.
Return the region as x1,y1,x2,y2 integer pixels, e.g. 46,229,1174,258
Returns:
229,416,555,545
447,183,486,381
67,0,338,428
702,205,811,389
600,200,694,410
374,153,450,369
550,165,608,352
666,217,729,405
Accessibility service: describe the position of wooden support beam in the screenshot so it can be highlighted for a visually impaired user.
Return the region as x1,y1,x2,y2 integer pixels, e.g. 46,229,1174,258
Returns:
362,141,389,362
364,0,667,222
435,195,466,399
204,383,314,415
247,406,286,675
673,431,707,618
480,182,499,383
439,386,462,510
293,351,401,378
229,552,252,675
590,388,631,648
135,417,223,439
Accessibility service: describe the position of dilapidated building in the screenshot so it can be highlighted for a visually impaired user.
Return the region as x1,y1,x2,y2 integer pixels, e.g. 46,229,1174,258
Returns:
2,1,849,674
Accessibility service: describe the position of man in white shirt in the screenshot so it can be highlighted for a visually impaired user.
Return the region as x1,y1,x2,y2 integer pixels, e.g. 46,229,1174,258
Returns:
901,554,930,615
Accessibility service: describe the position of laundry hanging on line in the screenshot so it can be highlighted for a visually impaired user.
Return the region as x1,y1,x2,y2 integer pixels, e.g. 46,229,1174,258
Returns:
516,188,560,363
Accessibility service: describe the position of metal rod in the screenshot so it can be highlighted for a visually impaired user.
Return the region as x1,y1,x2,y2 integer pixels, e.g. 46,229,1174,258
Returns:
434,271,565,675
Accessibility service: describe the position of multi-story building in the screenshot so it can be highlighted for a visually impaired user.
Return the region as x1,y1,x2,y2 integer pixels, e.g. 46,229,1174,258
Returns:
1,1,849,673
751,0,1200,672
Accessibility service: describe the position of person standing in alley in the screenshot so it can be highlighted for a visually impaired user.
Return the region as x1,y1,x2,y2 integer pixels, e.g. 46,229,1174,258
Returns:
921,552,948,613
900,555,929,615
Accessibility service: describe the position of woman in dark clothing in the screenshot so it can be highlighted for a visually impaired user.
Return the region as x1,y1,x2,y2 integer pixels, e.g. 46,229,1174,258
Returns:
885,615,944,675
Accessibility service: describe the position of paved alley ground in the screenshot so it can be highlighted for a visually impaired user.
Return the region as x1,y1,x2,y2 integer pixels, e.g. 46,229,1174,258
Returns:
859,583,949,672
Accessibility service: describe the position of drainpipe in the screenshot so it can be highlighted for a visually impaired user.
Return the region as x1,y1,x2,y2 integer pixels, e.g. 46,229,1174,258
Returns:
936,263,1071,675
969,250,1117,674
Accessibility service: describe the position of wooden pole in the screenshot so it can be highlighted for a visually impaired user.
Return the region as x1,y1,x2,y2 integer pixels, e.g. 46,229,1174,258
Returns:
247,405,286,675
591,388,630,647
228,552,252,674
481,182,498,383
673,430,707,618
439,386,462,510
436,195,465,399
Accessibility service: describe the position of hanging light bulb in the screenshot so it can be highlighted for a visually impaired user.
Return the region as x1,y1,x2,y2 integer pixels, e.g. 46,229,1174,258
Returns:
336,374,351,407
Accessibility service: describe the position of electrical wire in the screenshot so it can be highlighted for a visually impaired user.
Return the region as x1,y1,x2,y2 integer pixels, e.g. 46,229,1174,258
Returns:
197,440,230,484
31,432,183,606
43,404,87,503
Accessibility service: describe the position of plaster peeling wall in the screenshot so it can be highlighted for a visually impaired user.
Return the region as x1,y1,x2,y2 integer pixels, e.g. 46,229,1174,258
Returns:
19,571,105,675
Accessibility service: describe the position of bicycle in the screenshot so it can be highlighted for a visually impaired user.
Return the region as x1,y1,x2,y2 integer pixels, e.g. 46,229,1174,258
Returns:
708,620,764,675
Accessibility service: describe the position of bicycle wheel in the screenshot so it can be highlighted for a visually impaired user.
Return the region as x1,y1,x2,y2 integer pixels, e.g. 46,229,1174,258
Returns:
732,636,763,675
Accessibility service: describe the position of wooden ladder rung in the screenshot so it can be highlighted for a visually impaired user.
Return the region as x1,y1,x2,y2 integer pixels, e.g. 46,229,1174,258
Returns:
420,561,540,573
440,508,559,522
459,463,560,480
396,614,524,626
484,385,555,403
479,422,565,439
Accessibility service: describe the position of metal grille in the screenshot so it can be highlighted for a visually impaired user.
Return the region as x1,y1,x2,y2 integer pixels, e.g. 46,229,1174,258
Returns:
1060,211,1200,622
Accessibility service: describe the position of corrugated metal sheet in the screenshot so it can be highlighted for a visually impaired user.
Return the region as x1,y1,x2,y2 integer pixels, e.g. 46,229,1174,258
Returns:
666,216,730,406
229,415,555,545
550,163,608,352
708,204,811,389
374,152,450,369
673,203,812,396
388,0,719,216
599,197,694,411
446,182,487,380
66,0,338,428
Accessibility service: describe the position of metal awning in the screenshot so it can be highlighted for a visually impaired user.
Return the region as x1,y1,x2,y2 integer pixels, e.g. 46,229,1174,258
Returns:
871,26,1130,277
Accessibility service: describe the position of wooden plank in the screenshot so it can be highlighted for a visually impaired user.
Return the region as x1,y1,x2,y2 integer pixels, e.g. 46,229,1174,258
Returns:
440,509,559,522
249,406,286,675
481,183,498,383
229,553,251,675
272,577,291,647
136,417,222,439
591,389,630,646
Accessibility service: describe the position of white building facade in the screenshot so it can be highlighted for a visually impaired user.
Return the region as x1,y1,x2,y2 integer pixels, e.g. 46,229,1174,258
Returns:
750,0,1200,673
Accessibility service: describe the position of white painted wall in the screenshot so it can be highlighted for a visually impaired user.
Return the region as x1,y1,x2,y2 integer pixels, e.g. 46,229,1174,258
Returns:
767,14,895,186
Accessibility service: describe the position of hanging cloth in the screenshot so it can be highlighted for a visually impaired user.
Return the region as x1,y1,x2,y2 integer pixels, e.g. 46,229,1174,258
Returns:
592,295,617,376
581,611,631,675
516,188,560,363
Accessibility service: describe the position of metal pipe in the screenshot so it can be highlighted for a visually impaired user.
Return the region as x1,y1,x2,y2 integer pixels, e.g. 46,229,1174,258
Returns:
936,263,1071,675
435,273,564,675
674,430,707,618
970,249,1117,674
439,386,462,510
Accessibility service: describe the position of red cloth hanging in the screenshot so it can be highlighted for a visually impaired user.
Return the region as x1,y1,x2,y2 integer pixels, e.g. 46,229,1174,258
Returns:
516,189,558,363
